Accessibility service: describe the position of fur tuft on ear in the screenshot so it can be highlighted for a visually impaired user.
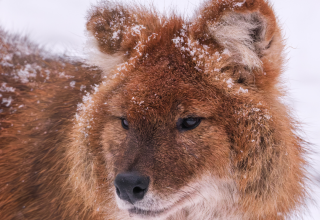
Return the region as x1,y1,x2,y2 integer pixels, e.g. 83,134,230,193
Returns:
85,1,164,76
85,1,154,75
191,0,284,91
86,2,132,54
86,1,160,54
209,12,268,70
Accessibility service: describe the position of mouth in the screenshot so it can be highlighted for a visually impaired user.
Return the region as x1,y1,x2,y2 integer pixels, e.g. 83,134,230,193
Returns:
126,192,196,219
128,206,168,218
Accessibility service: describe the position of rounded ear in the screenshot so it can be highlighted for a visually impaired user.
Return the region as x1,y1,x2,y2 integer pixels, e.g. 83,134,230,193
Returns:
86,2,135,55
86,1,159,55
85,1,161,75
191,0,284,91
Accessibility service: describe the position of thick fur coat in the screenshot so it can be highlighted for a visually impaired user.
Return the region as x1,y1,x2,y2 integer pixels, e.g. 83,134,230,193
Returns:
0,0,307,219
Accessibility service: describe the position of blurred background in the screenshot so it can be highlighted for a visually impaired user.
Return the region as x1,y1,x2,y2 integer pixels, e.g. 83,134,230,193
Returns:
0,0,319,218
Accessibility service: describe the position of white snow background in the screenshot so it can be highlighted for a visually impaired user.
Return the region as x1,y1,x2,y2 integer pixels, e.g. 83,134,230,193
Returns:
0,0,319,219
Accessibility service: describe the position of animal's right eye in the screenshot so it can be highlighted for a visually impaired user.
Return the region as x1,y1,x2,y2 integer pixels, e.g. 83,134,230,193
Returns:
121,118,129,130
177,117,202,131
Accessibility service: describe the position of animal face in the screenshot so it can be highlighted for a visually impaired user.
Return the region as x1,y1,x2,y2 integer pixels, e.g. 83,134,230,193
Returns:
99,62,232,218
67,0,306,219
0,0,308,219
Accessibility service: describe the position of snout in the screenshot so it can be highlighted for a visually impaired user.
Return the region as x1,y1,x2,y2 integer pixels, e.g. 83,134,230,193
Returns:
114,172,150,204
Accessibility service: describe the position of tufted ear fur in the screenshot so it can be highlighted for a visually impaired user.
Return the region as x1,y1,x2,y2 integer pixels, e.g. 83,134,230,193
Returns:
85,1,162,75
87,3,131,54
87,1,163,53
191,0,284,91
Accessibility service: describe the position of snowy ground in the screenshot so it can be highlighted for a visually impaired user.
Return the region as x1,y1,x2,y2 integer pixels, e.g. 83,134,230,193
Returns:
0,0,319,219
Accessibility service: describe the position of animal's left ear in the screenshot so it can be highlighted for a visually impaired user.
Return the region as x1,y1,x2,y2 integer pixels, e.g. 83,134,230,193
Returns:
191,0,283,90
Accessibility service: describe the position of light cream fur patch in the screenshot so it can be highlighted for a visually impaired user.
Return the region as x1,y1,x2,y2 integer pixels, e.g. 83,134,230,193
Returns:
85,33,124,76
209,12,267,70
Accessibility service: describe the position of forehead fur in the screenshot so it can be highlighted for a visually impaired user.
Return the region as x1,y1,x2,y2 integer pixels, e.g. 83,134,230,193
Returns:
107,64,219,122
86,0,284,96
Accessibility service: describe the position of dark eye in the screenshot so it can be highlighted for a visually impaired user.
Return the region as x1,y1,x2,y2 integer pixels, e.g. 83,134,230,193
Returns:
180,117,201,130
121,118,129,130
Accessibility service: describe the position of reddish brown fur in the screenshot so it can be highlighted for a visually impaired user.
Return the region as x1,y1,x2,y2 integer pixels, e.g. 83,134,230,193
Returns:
0,0,307,219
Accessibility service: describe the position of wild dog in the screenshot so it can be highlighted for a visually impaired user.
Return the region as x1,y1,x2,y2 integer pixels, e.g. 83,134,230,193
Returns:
0,0,307,219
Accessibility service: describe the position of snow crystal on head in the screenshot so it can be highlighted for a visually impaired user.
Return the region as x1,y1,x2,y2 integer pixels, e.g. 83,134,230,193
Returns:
2,96,13,107
75,83,102,140
15,64,39,83
172,36,184,47
171,24,212,73
0,54,13,67
236,104,273,124
112,30,121,40
70,81,76,88
0,83,15,92
233,0,246,8
130,25,146,36
238,87,248,94
99,32,159,79
80,85,86,92
59,72,74,79
226,78,234,88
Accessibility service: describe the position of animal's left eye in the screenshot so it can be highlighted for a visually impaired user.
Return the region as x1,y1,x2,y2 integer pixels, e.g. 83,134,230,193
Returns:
121,118,129,130
180,117,201,130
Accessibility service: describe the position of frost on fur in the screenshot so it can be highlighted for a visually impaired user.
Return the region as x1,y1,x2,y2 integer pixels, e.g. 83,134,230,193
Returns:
0,1,307,220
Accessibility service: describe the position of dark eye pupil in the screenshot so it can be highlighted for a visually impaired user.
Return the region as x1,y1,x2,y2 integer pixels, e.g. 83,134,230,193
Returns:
121,119,129,129
182,118,201,129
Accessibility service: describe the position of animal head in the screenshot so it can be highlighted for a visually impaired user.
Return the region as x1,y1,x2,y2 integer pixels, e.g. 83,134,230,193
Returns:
69,0,305,219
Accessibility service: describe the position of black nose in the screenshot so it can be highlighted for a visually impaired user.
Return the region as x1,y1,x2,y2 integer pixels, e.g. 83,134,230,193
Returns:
114,172,150,204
